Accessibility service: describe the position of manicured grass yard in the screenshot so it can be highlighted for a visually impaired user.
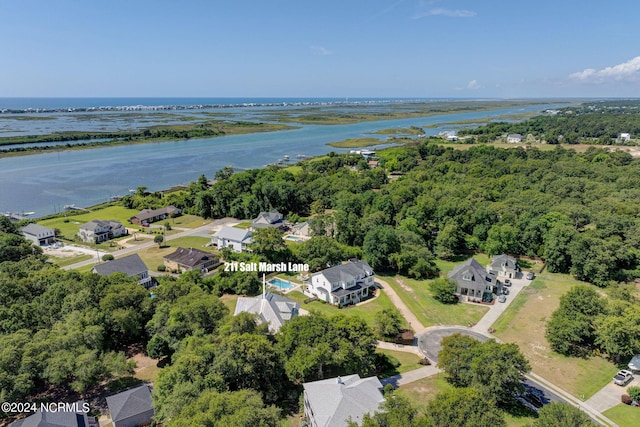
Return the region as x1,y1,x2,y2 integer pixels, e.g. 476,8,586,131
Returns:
286,288,408,329
136,236,213,272
220,294,240,313
169,214,210,229
39,205,139,237
380,274,488,327
48,253,92,267
376,349,423,377
603,404,640,426
493,271,618,400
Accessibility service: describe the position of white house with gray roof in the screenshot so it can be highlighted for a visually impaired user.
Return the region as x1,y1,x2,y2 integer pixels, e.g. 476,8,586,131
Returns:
234,289,299,333
211,226,252,252
106,384,154,427
92,254,153,288
303,374,384,427
77,219,127,243
487,254,519,279
308,260,375,306
448,258,498,302
20,223,56,246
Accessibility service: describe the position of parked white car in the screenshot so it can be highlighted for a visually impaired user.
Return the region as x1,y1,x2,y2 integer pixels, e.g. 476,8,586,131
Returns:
613,370,634,386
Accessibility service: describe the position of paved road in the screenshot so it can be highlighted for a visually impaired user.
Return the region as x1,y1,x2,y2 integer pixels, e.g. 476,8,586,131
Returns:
61,217,239,270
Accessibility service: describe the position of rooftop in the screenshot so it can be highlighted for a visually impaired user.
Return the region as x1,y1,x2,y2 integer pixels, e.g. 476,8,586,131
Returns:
92,254,148,278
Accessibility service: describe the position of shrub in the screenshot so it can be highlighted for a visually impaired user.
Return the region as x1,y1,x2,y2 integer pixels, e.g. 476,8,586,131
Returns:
157,265,166,272
622,394,632,405
627,386,640,402
102,254,114,262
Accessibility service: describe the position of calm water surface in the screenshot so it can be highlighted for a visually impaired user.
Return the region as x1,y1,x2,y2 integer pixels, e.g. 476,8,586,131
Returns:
0,104,556,217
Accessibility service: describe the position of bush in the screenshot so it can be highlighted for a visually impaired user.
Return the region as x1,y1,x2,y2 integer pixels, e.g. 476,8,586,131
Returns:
429,277,458,304
157,265,166,272
627,386,640,402
102,254,114,261
622,394,632,405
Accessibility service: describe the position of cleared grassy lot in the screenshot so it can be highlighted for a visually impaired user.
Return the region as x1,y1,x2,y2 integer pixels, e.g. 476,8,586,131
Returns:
380,274,488,327
47,253,92,267
493,271,618,400
39,205,139,237
220,294,240,313
286,288,407,328
376,349,423,378
603,404,640,427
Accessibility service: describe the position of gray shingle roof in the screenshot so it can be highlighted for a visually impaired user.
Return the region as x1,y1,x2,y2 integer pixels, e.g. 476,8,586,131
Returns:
212,226,252,243
315,261,374,286
92,254,148,278
491,254,518,270
78,219,123,232
9,401,89,427
164,247,217,268
252,210,284,228
131,206,180,222
20,223,54,236
303,375,384,427
106,384,153,424
234,291,299,333
448,258,492,288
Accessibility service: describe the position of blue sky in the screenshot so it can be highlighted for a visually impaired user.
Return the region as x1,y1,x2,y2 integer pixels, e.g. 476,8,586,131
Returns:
1,0,639,98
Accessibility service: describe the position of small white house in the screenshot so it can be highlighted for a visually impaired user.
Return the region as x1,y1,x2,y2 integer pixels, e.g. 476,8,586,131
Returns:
211,226,252,252
20,223,56,246
620,133,631,142
308,260,375,306
507,133,523,143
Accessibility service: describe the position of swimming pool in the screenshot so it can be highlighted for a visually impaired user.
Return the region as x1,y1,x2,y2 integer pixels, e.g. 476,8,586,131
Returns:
284,235,303,242
269,277,295,290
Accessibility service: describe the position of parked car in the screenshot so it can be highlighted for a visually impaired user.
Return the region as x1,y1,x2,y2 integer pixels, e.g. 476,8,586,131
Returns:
502,288,510,295
526,272,535,280
629,355,640,372
503,279,512,287
498,295,506,303
613,370,634,386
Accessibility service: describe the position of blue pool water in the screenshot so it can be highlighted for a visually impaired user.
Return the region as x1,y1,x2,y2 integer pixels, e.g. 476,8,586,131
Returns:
269,278,294,290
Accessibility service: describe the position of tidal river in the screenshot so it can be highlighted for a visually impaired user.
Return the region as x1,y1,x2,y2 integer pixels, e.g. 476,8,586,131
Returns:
0,104,553,217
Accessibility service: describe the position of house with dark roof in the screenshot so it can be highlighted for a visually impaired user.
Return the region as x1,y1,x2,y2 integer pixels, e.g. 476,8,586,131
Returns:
163,247,219,273
9,401,97,427
211,226,252,252
77,220,127,243
303,374,384,427
448,258,497,302
251,210,284,230
234,289,300,333
308,260,375,306
106,384,154,427
129,206,181,225
20,223,56,246
487,254,519,279
92,254,153,288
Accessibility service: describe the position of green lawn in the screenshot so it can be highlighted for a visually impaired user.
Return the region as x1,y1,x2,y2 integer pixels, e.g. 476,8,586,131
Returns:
376,349,423,377
39,205,139,237
48,253,92,267
169,214,210,229
603,404,640,427
220,294,240,313
380,274,488,327
493,271,618,400
136,236,213,272
286,288,407,328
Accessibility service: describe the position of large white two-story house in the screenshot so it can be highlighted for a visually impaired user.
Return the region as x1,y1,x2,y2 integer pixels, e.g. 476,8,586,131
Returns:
20,223,56,246
77,220,127,243
308,260,375,306
211,226,252,252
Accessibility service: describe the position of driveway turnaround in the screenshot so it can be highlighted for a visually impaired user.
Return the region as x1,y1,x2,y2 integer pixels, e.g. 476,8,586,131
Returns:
472,275,532,333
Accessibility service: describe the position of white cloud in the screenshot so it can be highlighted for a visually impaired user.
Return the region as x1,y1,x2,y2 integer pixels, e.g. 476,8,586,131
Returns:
413,7,476,19
310,45,332,56
570,56,640,83
467,79,481,89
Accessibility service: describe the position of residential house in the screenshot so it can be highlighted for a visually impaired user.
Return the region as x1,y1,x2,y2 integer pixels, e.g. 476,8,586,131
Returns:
9,401,97,427
211,226,252,252
251,210,284,230
619,133,631,142
303,374,384,427
487,254,519,279
308,260,375,306
163,247,219,273
367,160,379,168
291,221,312,238
448,258,498,302
507,133,523,143
234,289,300,333
77,220,127,243
20,223,56,246
129,205,181,225
106,384,154,427
92,254,153,288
